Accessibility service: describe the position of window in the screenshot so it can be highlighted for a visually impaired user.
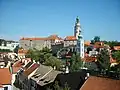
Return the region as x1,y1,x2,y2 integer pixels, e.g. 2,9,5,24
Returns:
4,87,8,90
31,80,36,87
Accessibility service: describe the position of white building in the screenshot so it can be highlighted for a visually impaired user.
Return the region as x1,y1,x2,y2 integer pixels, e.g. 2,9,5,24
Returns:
0,41,19,51
75,17,84,58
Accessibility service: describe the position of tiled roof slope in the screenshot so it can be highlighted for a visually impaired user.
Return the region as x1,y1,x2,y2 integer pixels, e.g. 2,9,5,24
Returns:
23,63,39,77
64,36,77,41
37,70,62,86
31,64,53,81
114,46,120,50
0,68,11,85
20,35,63,41
80,76,120,90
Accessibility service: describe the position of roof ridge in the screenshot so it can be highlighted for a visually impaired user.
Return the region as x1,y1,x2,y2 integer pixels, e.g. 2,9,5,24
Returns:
37,68,53,83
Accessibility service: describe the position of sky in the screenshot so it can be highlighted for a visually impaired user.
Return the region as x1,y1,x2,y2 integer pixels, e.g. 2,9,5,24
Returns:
0,0,120,41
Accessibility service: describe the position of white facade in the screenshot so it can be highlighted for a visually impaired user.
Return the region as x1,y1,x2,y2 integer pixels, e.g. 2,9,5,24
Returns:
74,17,84,58
0,42,19,51
0,85,12,90
79,37,84,58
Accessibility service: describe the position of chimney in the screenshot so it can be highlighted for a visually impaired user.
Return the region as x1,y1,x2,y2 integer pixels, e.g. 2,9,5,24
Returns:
37,61,40,64
65,66,69,73
53,66,56,70
25,60,28,65
33,60,36,63
85,73,90,80
0,66,4,68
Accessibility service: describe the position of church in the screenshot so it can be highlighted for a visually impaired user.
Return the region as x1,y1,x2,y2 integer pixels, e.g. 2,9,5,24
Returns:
19,17,85,58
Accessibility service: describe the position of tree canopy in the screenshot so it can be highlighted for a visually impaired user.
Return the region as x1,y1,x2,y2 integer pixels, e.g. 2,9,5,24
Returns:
94,36,100,42
103,40,120,48
112,51,120,63
69,53,83,72
26,47,63,70
91,36,100,44
97,49,110,71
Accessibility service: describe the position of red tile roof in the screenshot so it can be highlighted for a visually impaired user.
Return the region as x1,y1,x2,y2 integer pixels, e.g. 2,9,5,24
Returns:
13,67,21,73
13,60,24,67
64,36,77,41
93,45,104,48
20,37,46,40
23,63,39,77
92,42,105,48
20,35,63,41
0,84,3,88
95,42,104,45
113,46,120,50
18,49,28,54
84,41,91,46
48,35,63,40
83,56,97,62
0,68,11,85
80,76,120,90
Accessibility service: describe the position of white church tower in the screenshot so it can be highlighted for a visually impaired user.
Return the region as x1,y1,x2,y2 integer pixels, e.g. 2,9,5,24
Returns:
74,16,84,58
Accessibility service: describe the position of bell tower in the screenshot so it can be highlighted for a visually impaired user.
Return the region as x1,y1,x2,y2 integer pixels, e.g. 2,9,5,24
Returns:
74,16,81,39
74,16,84,58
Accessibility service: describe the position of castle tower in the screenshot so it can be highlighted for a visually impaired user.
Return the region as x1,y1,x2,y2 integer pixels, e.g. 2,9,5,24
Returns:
74,17,84,58
74,16,81,39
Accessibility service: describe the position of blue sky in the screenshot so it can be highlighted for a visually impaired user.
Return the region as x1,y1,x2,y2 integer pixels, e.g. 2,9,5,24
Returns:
0,0,120,41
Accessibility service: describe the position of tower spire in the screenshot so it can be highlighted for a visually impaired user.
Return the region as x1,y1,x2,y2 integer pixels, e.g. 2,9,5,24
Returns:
74,16,81,39
76,16,79,23
74,16,84,58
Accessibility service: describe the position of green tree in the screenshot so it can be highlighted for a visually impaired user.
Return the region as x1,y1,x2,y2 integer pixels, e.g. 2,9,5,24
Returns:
53,81,61,90
41,47,51,53
26,47,63,70
51,81,70,90
90,40,95,44
14,45,19,54
94,36,100,42
0,49,12,52
0,39,3,46
26,49,41,61
112,51,120,63
103,40,120,48
63,82,71,90
4,41,7,46
70,53,83,72
44,55,63,70
97,49,110,72
111,51,120,73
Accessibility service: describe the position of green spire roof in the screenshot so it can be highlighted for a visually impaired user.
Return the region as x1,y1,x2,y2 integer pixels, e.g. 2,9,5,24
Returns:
76,16,79,23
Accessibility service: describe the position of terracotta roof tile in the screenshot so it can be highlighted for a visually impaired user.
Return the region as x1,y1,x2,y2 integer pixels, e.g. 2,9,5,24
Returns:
13,60,24,67
64,36,77,41
84,41,91,46
0,84,3,88
13,67,21,73
20,37,46,40
0,68,11,85
80,76,120,90
48,35,61,40
23,63,39,77
83,56,97,62
18,49,28,54
93,45,104,48
95,42,104,45
20,35,63,41
113,46,120,50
